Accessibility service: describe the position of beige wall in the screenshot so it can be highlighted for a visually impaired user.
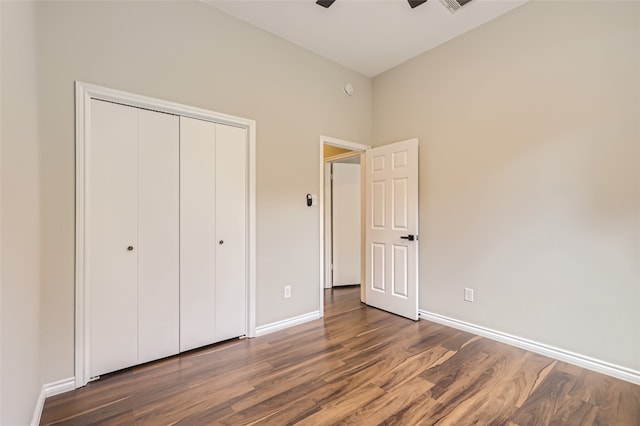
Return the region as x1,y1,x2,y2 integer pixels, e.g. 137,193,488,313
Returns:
1,2,43,424
373,1,640,371
35,0,371,385
3,1,639,422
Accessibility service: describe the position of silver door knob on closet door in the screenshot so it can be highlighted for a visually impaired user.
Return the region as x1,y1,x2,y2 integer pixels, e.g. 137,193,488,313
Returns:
127,246,134,251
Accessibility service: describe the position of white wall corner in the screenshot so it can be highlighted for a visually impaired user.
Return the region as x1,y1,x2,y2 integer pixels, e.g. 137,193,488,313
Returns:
31,377,75,426
255,311,321,337
419,310,640,386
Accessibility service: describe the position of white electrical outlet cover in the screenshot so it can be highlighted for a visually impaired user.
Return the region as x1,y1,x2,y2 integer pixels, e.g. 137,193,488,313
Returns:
464,288,474,302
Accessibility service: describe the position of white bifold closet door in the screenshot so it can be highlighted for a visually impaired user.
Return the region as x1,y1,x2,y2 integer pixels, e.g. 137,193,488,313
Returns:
179,117,247,352
90,99,179,377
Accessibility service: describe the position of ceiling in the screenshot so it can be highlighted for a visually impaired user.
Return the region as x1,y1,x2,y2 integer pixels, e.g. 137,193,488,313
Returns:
205,0,528,77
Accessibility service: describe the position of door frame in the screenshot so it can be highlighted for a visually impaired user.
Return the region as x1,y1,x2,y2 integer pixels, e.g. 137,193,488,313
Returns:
75,82,257,387
318,136,370,318
324,162,332,289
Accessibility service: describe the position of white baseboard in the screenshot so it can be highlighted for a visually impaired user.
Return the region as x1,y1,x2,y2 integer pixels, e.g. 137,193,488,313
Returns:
255,310,321,337
31,377,75,426
419,310,640,386
31,387,46,426
44,377,76,397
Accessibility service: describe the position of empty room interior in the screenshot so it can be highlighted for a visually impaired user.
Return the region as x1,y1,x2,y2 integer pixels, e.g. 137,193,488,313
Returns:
1,0,639,424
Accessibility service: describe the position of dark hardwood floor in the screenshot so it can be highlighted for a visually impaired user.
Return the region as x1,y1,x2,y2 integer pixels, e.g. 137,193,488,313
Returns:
41,286,640,425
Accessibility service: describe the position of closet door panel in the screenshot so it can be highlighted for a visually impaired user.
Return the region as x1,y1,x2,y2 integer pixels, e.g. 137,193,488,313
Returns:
179,117,217,352
215,124,247,341
89,100,138,376
137,109,180,363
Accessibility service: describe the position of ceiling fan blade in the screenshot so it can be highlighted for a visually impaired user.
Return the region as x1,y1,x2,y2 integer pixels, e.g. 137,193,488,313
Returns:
316,0,336,8
408,0,428,8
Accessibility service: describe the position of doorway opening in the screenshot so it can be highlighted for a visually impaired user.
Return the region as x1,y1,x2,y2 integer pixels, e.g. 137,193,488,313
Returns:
318,136,370,318
325,153,360,289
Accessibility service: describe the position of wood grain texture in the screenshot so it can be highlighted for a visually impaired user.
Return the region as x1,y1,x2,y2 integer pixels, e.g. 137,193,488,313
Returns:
41,287,640,425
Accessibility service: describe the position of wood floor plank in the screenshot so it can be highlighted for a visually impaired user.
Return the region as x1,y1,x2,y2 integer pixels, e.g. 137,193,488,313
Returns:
40,286,640,425
373,345,452,392
338,376,436,425
511,367,586,425
295,383,387,426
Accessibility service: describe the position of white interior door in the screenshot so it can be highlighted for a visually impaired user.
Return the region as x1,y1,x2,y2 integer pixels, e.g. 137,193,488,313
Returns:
89,101,180,376
180,117,217,352
215,124,247,341
365,139,419,320
76,82,256,387
332,162,361,286
137,109,180,364
90,99,139,376
180,118,247,351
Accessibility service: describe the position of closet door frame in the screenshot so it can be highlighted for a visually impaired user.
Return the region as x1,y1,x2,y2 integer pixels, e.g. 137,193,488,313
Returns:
74,81,257,388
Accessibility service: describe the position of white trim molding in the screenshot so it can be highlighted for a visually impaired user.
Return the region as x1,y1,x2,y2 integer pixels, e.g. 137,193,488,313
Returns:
419,310,640,386
255,311,321,337
75,81,257,387
31,377,75,426
321,135,370,151
44,377,76,398
31,389,45,426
